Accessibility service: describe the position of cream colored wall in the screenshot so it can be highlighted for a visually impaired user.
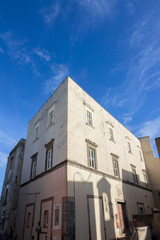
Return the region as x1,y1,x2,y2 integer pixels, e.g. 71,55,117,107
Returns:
16,165,67,240
67,164,154,240
67,77,147,185
67,77,154,239
139,136,160,209
140,137,160,191
21,79,68,184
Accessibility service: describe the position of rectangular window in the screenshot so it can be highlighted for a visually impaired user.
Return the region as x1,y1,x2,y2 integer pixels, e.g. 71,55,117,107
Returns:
31,159,36,179
26,212,31,228
139,150,143,161
35,127,39,139
45,139,54,171
54,207,60,226
137,203,145,214
143,170,149,188
49,111,54,126
87,111,92,126
43,210,49,228
128,141,132,153
30,153,37,179
89,148,95,169
113,159,119,177
132,168,138,184
109,127,114,141
47,149,52,170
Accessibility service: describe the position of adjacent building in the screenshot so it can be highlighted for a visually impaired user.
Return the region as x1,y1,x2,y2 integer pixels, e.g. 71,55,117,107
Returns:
15,77,155,240
139,136,160,210
0,138,26,240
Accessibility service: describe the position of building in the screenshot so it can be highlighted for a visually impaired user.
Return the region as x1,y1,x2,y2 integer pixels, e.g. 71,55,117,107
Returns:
0,138,26,240
139,136,160,210
15,77,154,240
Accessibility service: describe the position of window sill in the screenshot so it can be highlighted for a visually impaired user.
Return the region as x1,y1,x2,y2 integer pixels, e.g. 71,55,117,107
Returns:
114,175,120,179
109,139,116,143
33,137,39,143
46,167,53,171
128,151,133,155
47,122,55,131
86,123,95,129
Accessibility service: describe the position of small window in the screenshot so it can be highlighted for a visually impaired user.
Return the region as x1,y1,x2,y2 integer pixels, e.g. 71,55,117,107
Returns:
35,127,39,139
128,141,132,153
139,150,143,161
10,157,14,170
132,168,138,185
86,139,97,170
137,203,145,214
143,170,149,188
43,210,49,228
89,148,95,169
45,140,54,171
4,185,9,204
113,159,119,177
49,111,54,126
26,212,31,228
46,149,52,170
30,153,37,179
87,111,92,126
109,127,114,141
54,206,60,226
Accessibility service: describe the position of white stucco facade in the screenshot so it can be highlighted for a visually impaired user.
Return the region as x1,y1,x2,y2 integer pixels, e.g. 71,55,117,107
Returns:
15,77,154,240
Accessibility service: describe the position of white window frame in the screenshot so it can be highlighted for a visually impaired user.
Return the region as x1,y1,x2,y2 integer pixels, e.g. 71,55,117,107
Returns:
49,111,54,126
109,127,114,142
131,167,138,185
31,159,36,179
113,159,119,177
128,141,132,153
53,205,61,229
47,148,52,170
33,119,40,142
142,170,149,188
87,110,93,126
139,150,143,161
89,148,95,169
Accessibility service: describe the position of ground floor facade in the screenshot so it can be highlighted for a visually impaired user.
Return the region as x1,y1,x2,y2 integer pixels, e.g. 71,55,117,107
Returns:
15,161,154,240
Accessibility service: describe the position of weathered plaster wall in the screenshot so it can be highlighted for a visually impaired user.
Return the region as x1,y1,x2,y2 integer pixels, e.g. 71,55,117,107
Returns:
0,139,25,239
139,136,160,209
67,164,154,240
16,165,67,240
21,78,68,185
67,78,148,185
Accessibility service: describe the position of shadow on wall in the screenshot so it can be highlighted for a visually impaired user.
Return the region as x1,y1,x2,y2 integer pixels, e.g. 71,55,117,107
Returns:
66,175,115,240
122,169,153,231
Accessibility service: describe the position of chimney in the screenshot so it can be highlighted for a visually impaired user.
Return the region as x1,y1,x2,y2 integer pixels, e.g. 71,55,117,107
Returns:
155,137,160,158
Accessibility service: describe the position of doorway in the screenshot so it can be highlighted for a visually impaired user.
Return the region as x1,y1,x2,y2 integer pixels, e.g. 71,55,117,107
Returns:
117,202,129,235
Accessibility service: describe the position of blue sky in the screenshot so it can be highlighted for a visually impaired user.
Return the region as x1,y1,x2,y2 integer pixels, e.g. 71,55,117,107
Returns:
0,0,160,193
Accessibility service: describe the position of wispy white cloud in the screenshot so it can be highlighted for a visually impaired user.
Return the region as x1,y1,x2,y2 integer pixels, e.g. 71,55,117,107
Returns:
40,2,60,25
135,116,160,157
0,152,8,168
45,63,69,94
102,11,160,125
0,130,17,147
0,31,35,67
34,48,51,61
136,117,160,139
0,31,41,75
76,0,116,21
